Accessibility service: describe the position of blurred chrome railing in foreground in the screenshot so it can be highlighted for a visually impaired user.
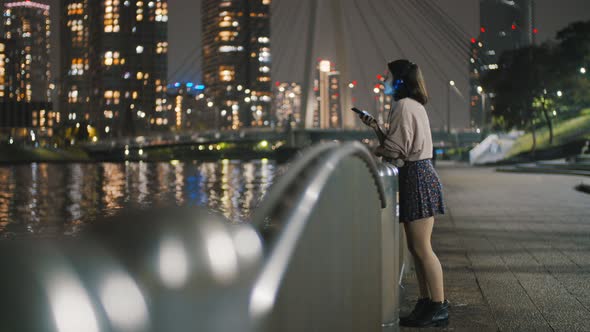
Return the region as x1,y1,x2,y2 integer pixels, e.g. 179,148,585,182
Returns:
0,142,404,332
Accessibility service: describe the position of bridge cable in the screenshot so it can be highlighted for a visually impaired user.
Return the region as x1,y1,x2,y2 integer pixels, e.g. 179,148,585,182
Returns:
272,1,307,78
381,0,448,124
365,0,407,59
342,2,379,93
397,0,470,74
413,1,492,68
351,0,389,64
168,45,202,83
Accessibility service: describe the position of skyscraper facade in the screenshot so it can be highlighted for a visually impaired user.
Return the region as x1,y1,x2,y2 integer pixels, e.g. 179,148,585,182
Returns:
273,82,302,128
1,1,55,133
61,0,169,136
470,0,535,129
313,60,343,129
201,0,272,130
0,38,16,102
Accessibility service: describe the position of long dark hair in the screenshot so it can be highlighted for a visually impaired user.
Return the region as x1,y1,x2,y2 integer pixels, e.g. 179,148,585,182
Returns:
387,59,429,105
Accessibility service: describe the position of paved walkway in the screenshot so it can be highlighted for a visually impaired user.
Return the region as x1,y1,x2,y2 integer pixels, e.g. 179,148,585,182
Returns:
400,163,590,332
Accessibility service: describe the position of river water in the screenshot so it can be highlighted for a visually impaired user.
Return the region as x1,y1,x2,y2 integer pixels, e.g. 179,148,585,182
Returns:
0,160,278,239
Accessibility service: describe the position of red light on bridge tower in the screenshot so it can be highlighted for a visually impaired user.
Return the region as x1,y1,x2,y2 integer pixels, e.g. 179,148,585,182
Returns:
480,27,486,33
511,24,517,30
533,28,539,34
470,38,477,44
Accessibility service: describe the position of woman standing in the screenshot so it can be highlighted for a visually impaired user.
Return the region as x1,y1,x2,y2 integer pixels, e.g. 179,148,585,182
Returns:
358,59,449,328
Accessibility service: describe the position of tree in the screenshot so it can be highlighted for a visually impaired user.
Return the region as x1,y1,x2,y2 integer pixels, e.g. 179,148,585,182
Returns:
482,44,556,147
554,21,590,109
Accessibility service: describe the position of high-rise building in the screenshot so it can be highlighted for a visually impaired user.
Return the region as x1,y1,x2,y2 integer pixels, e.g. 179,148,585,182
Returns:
61,0,169,136
0,38,16,101
1,1,55,134
273,82,302,128
201,0,272,130
166,82,210,130
313,60,343,129
470,0,535,129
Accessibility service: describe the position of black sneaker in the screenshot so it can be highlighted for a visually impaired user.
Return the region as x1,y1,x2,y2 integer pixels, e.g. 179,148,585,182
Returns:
399,297,430,325
401,299,450,328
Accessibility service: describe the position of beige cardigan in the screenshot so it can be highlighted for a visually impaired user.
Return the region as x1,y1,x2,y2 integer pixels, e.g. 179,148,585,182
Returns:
377,98,433,161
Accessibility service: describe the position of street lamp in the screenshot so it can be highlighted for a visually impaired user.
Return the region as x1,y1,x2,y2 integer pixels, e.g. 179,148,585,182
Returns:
447,81,455,135
476,86,486,132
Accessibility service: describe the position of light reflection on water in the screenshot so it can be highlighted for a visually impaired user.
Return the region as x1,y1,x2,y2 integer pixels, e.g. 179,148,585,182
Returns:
0,160,276,239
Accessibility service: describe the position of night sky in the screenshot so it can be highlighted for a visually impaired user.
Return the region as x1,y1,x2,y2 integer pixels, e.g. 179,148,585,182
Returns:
35,0,590,128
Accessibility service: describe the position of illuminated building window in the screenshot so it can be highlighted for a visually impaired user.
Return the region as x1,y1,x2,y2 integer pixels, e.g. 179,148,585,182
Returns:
155,1,168,22
156,41,168,54
259,47,271,63
218,30,238,41
219,66,235,82
69,58,86,75
219,45,243,53
104,0,121,33
68,88,79,103
104,90,121,105
104,51,123,66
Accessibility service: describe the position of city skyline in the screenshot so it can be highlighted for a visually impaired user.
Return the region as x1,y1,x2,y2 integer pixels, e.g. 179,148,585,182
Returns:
9,0,590,130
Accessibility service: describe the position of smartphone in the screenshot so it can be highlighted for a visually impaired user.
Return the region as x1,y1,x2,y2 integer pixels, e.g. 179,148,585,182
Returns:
351,107,366,115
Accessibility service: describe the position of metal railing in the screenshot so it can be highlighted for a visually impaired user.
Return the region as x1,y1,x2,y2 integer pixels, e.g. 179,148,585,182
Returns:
0,142,405,332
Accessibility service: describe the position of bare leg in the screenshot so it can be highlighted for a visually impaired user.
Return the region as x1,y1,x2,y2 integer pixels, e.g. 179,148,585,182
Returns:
404,217,445,302
404,226,430,299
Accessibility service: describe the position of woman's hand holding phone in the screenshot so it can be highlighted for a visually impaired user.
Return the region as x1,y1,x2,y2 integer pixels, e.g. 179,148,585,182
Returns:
352,107,378,129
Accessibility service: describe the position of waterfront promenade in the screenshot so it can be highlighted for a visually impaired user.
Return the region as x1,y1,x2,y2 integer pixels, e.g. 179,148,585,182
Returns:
400,163,590,331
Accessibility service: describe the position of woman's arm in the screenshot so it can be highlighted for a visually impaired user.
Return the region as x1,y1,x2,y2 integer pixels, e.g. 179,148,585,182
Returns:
370,122,387,145
359,112,387,144
379,102,414,160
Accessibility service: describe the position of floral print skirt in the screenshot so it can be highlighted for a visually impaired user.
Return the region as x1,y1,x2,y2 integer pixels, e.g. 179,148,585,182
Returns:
398,159,445,223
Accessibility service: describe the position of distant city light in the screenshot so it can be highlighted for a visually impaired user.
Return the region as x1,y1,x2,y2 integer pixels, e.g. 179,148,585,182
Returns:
477,86,483,93
449,80,455,86
105,126,110,133
557,90,563,97
373,87,380,94
581,67,587,74
319,60,331,73
349,83,355,89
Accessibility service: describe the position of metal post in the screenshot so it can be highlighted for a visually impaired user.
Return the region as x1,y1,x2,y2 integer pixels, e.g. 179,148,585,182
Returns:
330,0,352,129
301,0,319,129
447,83,451,135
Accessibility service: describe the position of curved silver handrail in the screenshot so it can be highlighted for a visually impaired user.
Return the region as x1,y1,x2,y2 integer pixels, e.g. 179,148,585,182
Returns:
249,142,393,330
251,141,387,231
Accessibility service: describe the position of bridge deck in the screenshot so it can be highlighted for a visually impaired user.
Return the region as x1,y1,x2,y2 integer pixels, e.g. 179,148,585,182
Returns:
400,163,590,331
